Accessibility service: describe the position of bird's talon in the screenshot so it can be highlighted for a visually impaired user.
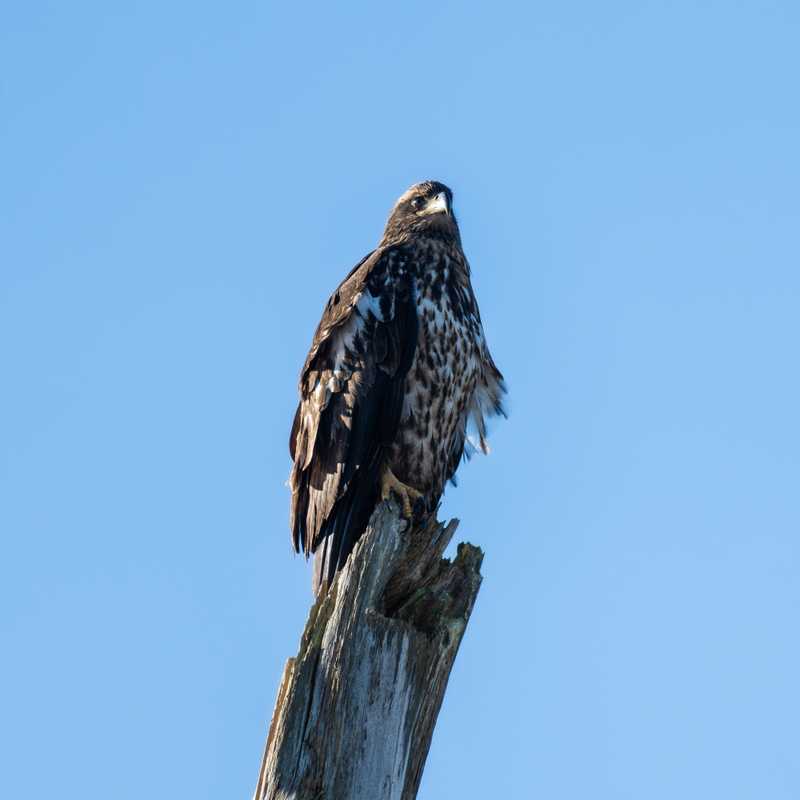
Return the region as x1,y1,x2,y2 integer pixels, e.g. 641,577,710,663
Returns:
380,467,422,520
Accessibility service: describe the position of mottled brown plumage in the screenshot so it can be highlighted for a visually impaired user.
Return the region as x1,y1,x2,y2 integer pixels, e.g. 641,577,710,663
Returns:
289,181,505,593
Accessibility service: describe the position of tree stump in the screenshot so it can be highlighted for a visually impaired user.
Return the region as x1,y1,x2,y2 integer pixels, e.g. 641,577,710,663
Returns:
253,500,484,800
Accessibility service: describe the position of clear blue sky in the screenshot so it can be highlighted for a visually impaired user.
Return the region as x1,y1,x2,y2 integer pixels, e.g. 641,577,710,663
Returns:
2,2,799,798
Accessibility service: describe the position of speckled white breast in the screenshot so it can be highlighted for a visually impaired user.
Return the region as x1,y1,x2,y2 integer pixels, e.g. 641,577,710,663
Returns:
388,268,482,494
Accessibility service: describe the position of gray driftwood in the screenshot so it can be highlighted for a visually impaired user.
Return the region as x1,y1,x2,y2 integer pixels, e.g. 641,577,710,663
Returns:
253,500,484,800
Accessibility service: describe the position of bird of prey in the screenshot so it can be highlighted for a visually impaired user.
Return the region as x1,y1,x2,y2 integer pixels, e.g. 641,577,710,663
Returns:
289,181,506,594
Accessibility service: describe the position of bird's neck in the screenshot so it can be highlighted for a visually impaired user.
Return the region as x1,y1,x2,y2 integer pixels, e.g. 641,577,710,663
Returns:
379,221,461,250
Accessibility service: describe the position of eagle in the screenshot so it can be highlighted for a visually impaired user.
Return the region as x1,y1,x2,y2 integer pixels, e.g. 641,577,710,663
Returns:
289,181,506,594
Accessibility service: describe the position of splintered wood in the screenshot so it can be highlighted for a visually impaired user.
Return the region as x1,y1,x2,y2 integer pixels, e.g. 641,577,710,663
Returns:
254,501,483,800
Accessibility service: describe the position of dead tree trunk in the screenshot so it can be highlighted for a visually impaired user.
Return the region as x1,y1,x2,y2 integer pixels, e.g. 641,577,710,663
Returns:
253,500,484,800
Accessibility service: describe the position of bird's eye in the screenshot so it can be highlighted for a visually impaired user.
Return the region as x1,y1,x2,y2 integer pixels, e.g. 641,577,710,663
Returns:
411,196,425,211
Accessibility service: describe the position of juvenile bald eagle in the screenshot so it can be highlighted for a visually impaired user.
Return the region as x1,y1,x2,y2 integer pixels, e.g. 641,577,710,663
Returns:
289,181,506,594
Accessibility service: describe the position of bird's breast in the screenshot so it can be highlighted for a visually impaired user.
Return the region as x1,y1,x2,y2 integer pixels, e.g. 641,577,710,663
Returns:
387,262,482,494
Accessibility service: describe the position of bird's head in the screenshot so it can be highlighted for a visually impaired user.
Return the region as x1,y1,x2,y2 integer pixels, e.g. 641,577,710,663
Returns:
380,181,459,244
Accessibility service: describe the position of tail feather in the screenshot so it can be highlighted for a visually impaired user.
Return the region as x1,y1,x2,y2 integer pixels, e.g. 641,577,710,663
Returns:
311,467,380,596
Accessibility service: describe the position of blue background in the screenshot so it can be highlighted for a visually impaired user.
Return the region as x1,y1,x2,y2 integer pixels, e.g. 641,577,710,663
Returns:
2,2,799,798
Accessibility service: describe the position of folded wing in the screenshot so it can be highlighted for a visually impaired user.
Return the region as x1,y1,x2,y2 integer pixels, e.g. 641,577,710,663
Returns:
289,248,418,593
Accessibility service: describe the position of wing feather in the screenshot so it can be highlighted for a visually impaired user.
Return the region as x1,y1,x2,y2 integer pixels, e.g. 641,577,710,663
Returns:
289,247,417,593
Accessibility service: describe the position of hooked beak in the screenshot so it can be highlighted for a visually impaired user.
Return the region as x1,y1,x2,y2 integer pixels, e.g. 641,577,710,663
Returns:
426,192,450,216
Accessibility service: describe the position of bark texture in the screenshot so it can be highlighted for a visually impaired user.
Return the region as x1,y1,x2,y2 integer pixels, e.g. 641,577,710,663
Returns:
254,500,483,800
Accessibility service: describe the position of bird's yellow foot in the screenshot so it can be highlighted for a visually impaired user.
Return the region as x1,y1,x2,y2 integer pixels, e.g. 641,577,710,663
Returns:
380,467,423,518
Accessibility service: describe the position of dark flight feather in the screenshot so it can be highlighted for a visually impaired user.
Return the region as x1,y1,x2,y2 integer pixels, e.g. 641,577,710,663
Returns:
289,247,418,592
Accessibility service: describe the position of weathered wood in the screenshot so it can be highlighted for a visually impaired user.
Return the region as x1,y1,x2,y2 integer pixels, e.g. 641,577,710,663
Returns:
254,500,483,800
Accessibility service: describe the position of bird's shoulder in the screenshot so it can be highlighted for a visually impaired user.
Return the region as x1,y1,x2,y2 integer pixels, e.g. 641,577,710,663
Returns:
300,245,410,379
